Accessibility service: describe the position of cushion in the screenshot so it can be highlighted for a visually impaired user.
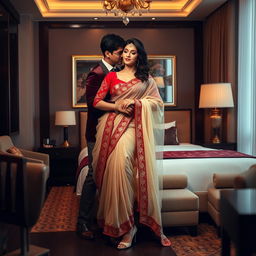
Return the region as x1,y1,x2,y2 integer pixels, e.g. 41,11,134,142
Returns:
162,189,199,212
163,174,187,189
213,173,237,188
7,146,23,156
164,126,179,145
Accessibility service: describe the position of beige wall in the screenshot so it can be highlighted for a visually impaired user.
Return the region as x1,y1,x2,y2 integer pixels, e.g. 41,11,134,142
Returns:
48,28,195,147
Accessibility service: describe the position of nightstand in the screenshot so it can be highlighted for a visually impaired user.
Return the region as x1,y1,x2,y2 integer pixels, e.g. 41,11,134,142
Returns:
200,142,237,150
38,147,80,186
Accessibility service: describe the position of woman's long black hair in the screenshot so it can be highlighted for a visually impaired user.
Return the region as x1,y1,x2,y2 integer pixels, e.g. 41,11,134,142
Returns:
125,38,149,82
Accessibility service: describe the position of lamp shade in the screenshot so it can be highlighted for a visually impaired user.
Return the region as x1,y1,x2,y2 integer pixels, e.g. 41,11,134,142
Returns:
55,111,76,126
199,83,234,108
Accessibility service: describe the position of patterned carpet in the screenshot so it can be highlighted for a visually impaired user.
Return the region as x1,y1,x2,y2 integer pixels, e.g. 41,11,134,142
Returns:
32,186,223,256
31,186,79,232
170,224,221,256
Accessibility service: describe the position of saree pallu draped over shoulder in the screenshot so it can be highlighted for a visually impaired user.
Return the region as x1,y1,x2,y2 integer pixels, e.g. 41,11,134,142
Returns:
92,76,164,238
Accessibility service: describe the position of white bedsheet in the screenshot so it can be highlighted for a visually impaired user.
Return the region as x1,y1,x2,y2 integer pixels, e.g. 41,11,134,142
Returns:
76,147,89,195
163,143,256,192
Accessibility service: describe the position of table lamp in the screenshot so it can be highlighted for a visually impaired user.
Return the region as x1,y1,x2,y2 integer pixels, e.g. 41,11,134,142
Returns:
55,111,76,147
199,83,234,144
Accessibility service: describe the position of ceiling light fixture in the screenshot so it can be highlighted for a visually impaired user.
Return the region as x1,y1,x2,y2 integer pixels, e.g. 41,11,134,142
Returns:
70,24,82,28
102,0,151,25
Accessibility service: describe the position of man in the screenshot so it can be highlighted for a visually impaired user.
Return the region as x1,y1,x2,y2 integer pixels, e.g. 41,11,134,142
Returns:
77,34,125,240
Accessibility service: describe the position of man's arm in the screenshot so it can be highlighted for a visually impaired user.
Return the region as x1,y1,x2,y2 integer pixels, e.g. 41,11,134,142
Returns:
86,71,105,107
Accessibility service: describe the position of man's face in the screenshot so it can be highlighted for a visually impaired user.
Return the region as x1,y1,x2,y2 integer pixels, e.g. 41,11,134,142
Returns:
106,47,123,66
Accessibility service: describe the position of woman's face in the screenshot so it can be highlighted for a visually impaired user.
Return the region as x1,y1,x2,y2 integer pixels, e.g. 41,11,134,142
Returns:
122,43,138,67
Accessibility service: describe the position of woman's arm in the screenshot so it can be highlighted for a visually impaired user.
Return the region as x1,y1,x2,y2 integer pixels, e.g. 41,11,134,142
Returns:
94,100,115,111
95,99,134,116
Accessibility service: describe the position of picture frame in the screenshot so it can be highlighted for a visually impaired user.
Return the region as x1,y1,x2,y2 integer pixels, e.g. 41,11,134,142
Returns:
148,55,177,106
72,55,176,108
72,55,101,108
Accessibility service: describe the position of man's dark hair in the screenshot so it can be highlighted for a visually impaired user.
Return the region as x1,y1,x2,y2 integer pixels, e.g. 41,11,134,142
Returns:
100,34,125,56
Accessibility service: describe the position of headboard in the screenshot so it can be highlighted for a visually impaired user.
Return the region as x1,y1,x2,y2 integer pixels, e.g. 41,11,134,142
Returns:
79,109,191,149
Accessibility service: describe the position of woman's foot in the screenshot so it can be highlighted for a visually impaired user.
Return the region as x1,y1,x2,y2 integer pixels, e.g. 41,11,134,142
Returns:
117,226,137,250
161,234,171,247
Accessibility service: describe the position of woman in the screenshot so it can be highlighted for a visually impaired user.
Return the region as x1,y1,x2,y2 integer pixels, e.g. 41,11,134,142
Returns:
92,38,171,249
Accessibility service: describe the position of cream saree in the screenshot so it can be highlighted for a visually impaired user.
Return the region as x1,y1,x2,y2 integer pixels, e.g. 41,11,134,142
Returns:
92,75,164,238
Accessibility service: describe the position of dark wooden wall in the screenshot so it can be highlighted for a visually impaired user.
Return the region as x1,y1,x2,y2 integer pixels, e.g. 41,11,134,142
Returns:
38,21,204,146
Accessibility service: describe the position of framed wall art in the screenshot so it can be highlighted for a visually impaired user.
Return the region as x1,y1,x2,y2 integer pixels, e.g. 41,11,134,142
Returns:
72,55,176,108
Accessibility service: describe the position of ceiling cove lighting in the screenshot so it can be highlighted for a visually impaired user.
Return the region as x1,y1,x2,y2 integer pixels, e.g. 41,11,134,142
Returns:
33,0,203,21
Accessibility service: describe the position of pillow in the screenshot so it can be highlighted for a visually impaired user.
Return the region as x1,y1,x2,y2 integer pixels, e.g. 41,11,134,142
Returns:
7,146,23,156
163,121,176,129
164,126,179,145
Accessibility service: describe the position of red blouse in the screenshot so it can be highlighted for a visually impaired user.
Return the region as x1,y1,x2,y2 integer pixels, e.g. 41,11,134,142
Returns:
93,72,139,106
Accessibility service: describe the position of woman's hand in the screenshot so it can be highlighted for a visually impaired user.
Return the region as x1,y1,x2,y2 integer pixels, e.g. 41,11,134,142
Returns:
115,99,135,116
120,99,135,109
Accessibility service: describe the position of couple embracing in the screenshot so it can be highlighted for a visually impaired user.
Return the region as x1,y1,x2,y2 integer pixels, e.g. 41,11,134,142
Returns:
77,34,171,249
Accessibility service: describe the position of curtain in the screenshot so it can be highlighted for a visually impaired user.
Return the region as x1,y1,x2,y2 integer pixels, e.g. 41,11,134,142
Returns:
237,0,256,156
203,1,236,143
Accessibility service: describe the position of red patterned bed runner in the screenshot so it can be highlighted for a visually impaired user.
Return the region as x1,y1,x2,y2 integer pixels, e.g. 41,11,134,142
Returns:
163,150,255,159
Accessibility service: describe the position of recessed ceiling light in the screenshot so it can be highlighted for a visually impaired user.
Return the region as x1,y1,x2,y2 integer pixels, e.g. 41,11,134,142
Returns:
152,17,156,20
94,17,98,20
70,24,81,28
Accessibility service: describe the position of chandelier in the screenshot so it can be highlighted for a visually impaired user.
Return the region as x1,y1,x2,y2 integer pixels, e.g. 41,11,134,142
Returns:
102,0,152,25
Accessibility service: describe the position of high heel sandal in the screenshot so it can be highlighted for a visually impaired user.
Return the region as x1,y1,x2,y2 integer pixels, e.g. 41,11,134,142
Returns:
160,234,172,247
117,226,137,250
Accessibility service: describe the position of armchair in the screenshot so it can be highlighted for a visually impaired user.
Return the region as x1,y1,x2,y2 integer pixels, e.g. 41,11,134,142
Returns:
0,135,49,179
208,164,256,230
0,153,50,256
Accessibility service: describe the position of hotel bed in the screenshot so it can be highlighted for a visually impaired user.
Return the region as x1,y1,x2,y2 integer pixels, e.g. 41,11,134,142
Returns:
78,110,256,212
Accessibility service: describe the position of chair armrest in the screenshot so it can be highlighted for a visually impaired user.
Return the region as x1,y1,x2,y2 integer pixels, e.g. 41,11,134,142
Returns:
26,162,49,226
213,173,237,188
234,164,256,188
163,174,187,189
20,149,49,166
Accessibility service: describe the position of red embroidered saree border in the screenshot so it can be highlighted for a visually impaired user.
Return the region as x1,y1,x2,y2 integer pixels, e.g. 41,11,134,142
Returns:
95,113,133,189
134,99,162,237
98,215,134,238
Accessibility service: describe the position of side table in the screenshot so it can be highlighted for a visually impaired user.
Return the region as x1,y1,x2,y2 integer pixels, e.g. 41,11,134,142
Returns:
220,189,256,256
38,147,80,186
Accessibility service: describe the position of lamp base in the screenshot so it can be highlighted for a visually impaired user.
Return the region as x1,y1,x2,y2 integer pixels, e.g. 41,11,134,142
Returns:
210,108,222,144
212,134,221,144
61,140,70,147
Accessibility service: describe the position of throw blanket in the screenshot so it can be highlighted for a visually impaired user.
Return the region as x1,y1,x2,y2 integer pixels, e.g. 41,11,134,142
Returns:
163,150,255,159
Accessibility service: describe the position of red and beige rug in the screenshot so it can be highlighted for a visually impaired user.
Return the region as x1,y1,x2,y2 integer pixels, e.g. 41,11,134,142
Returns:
32,186,223,256
31,186,79,232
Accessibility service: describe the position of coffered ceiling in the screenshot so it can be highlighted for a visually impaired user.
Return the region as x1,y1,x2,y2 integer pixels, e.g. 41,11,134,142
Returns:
9,0,228,21
34,0,202,18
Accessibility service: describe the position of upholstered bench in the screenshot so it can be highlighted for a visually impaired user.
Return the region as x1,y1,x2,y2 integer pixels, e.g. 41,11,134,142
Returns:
161,174,199,236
